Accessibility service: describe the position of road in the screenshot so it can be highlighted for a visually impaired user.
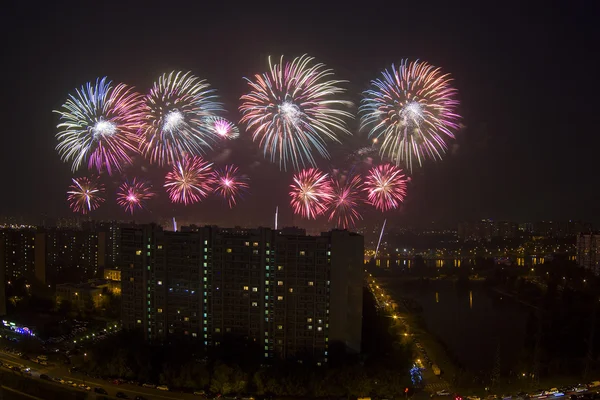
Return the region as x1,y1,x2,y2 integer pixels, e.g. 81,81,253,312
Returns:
0,351,203,400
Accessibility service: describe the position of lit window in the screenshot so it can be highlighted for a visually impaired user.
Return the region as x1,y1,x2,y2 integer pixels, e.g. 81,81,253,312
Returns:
277,296,283,301
308,281,314,286
136,319,141,324
277,281,283,286
158,280,162,285
252,287,258,292
308,325,313,330
253,250,259,255
184,317,189,322
135,250,142,256
300,250,305,256
289,288,294,293
192,332,197,337
245,242,250,246
226,248,232,253
317,327,322,331
253,242,259,247
157,245,163,250
243,286,249,291
277,325,283,330
307,318,312,323
252,302,258,307
278,265,284,271
318,319,322,324
215,328,221,333
157,308,163,313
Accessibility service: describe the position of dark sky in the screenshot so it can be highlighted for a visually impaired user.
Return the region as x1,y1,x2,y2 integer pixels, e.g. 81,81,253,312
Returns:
1,0,599,229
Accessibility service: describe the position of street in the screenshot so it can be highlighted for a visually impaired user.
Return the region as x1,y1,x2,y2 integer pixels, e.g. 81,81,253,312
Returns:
0,351,204,400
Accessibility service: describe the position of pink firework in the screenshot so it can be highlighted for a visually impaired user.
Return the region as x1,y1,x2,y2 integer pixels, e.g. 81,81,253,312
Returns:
164,156,215,205
213,165,249,208
365,164,408,212
207,117,240,139
289,168,333,219
328,174,365,229
67,176,105,214
116,178,156,214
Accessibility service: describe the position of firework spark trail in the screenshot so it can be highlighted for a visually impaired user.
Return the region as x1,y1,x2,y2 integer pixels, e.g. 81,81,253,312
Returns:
140,71,223,166
240,54,353,171
67,176,105,214
360,60,460,170
365,163,408,212
55,77,144,175
328,174,365,229
289,168,334,219
164,156,215,205
116,178,156,214
212,165,250,208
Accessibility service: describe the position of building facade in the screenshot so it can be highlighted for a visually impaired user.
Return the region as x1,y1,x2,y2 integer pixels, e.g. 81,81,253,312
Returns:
120,224,364,363
577,233,600,275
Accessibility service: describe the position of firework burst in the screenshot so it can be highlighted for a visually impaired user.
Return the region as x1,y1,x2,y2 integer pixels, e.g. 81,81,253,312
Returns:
204,117,240,140
67,176,105,214
164,156,215,205
116,178,156,214
289,168,333,219
140,71,223,166
328,174,365,229
365,164,408,212
213,165,249,208
55,77,144,175
240,54,353,171
360,60,460,170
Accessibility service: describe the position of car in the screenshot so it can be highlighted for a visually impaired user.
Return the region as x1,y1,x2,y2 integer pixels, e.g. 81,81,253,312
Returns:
142,383,156,388
436,390,452,396
157,385,169,391
54,378,65,384
545,389,561,396
116,392,129,399
40,374,50,380
194,391,207,396
94,387,108,394
575,386,588,393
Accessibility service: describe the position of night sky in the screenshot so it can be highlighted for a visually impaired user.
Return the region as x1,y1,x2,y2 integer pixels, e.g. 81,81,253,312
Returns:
1,1,598,229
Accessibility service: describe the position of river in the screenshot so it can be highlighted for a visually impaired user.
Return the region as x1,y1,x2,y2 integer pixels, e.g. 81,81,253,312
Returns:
382,278,532,373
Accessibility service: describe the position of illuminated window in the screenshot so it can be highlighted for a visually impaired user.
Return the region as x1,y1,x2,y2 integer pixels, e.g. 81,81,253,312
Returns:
307,317,312,323
192,332,197,337
308,281,314,286
184,317,189,322
226,248,232,253
245,242,250,246
252,287,258,292
157,245,163,250
277,325,283,330
317,327,322,331
300,250,305,256
278,265,284,271
308,325,313,330
157,280,162,285
253,242,259,247
277,281,283,286
136,319,141,324
289,288,294,293
277,296,284,301
135,250,142,256
253,250,259,255
252,302,258,307
318,319,322,324
157,308,163,313
243,286,249,291
215,328,221,333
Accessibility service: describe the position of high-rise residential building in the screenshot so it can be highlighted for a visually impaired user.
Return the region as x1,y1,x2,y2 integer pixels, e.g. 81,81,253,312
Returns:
120,224,363,363
577,233,600,275
0,226,108,284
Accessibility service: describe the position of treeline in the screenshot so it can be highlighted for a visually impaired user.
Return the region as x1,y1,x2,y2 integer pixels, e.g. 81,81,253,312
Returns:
81,288,413,397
